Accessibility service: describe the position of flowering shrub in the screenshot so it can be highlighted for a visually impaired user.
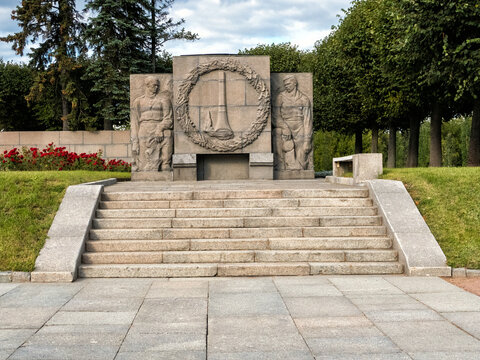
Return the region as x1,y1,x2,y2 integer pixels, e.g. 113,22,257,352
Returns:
0,143,131,172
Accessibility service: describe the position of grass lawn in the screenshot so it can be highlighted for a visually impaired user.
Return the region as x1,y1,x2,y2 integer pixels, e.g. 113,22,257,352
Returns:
0,171,130,272
381,167,480,269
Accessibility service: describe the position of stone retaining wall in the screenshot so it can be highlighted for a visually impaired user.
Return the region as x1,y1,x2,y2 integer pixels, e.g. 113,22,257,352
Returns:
0,131,132,162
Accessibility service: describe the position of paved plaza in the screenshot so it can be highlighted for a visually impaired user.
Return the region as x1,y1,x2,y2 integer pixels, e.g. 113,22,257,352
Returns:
1,276,480,359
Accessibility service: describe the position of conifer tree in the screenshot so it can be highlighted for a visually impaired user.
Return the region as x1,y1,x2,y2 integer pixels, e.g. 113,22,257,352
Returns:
83,0,150,130
83,0,197,129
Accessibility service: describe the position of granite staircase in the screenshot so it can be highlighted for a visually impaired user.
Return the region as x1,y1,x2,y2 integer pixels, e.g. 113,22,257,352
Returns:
78,186,404,277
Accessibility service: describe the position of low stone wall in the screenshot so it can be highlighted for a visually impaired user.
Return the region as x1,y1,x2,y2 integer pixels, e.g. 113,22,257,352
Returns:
0,131,132,162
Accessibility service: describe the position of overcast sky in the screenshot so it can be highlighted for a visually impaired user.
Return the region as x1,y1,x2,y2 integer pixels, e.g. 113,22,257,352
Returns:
0,0,352,63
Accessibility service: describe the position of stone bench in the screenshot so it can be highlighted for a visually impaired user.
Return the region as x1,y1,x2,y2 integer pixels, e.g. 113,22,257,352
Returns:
328,153,383,185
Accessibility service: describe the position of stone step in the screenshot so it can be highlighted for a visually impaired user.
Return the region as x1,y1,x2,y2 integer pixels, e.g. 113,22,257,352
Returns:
309,262,404,275
98,198,374,210
83,250,256,264
282,189,369,199
217,263,311,276
78,261,403,278
78,263,218,278
268,237,392,250
82,249,397,265
93,218,172,229
82,251,164,264
298,198,373,207
92,216,382,229
86,240,191,252
98,200,171,209
177,207,378,217
85,237,393,252
176,208,272,218
254,249,398,262
273,207,378,216
89,226,387,240
95,207,378,219
96,209,175,218
101,188,369,202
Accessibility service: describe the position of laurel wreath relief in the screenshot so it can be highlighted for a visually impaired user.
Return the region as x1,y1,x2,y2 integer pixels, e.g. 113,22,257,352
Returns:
175,58,270,152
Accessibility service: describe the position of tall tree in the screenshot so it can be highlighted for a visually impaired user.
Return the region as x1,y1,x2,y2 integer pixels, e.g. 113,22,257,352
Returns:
1,0,85,131
84,0,197,129
441,1,480,166
83,0,151,130
0,61,39,131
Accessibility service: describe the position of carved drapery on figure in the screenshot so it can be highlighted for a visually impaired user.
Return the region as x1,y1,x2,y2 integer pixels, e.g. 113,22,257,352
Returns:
175,58,270,152
272,75,313,170
131,76,173,171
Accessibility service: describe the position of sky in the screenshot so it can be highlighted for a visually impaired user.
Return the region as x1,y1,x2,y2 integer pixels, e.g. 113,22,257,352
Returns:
0,0,353,64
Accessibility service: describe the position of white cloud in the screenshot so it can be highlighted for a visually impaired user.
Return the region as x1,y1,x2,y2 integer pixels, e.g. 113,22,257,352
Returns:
167,0,352,55
0,0,353,62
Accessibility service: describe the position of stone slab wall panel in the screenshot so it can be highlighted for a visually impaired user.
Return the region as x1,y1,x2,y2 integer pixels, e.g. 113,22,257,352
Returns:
0,131,132,163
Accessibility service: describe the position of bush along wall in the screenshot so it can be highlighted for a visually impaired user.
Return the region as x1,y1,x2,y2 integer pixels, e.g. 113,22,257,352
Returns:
0,143,131,172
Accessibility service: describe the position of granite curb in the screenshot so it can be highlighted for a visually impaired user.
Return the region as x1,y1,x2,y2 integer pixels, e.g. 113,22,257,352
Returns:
28,180,119,283
366,179,451,277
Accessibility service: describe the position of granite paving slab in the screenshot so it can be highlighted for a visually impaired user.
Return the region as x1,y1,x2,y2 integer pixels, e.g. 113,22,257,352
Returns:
0,276,479,360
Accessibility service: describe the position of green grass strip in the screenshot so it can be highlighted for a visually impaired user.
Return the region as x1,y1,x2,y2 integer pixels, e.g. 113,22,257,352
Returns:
381,168,480,269
0,171,130,272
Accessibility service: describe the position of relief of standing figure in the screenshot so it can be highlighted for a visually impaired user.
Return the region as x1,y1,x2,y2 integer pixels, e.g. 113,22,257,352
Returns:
131,76,173,172
273,75,313,170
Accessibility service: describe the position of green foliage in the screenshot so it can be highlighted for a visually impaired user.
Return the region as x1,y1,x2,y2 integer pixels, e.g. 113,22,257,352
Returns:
309,0,480,164
313,130,354,171
83,0,196,129
0,61,39,131
1,144,131,172
0,171,130,271
239,42,310,73
1,0,87,131
314,116,471,170
381,167,480,269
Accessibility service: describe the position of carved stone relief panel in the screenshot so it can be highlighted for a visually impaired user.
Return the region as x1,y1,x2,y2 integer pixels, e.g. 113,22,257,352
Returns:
173,55,272,154
130,74,174,172
271,73,314,171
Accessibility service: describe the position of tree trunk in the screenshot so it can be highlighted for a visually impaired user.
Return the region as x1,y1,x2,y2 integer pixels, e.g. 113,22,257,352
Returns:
151,0,156,73
371,125,378,153
468,98,480,166
429,103,442,167
387,123,396,168
355,129,363,154
407,116,420,167
61,90,69,131
104,98,113,130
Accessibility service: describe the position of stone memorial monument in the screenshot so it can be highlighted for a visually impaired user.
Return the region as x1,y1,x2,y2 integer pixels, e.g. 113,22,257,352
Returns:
130,55,314,181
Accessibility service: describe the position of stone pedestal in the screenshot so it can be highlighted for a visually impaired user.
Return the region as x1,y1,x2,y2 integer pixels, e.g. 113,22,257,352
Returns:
274,170,314,180
250,153,274,180
173,154,197,181
131,171,173,181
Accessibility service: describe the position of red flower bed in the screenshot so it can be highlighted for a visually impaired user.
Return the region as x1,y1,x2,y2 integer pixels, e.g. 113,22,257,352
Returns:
1,143,131,172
